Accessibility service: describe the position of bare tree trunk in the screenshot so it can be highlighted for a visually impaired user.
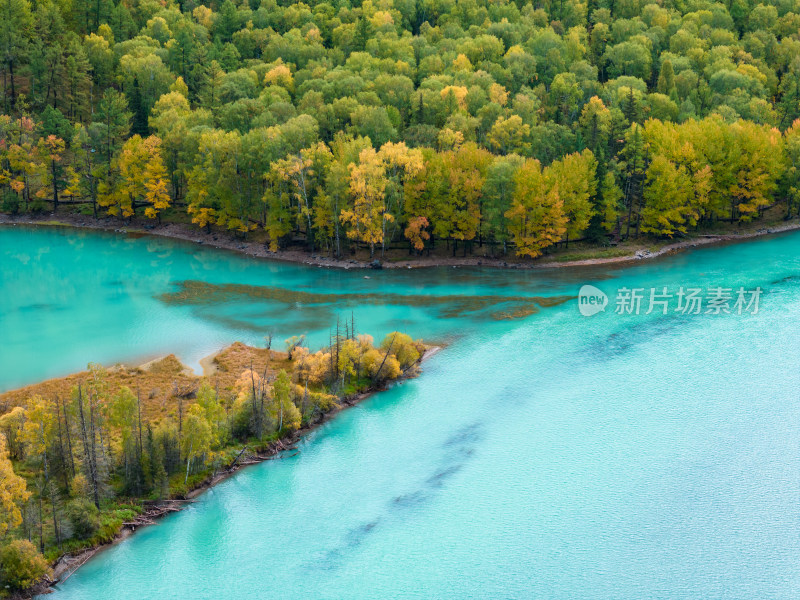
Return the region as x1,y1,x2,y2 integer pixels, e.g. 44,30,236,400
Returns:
7,59,16,109
52,159,59,211
77,386,100,508
375,334,397,381
55,398,70,489
184,442,193,485
88,395,100,508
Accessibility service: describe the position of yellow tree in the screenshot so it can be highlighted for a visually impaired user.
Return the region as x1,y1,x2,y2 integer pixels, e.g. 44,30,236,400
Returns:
440,85,468,112
380,331,420,369
547,150,597,245
100,134,148,218
729,121,783,221
579,96,612,153
317,134,372,257
270,370,301,432
378,141,424,248
195,383,228,448
142,136,171,221
784,119,800,217
599,171,624,233
21,396,55,461
488,115,530,155
270,142,332,252
0,433,29,537
341,142,423,257
404,215,430,252
341,147,387,257
435,143,492,254
0,406,25,460
403,148,438,237
181,404,211,484
641,155,709,237
505,159,567,258
35,135,66,211
21,395,61,548
6,117,40,211
263,62,294,93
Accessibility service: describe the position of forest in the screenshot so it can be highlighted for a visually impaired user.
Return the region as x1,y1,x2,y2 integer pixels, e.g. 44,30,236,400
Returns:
1,0,800,258
0,331,425,591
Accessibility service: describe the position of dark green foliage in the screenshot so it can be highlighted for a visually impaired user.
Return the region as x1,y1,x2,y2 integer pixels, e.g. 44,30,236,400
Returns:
0,0,796,255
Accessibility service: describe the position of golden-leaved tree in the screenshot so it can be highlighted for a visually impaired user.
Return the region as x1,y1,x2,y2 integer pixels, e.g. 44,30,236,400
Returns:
341,146,386,257
0,433,29,537
640,155,710,237
270,142,332,252
548,149,597,244
100,135,170,218
505,159,567,258
143,136,171,220
340,142,423,257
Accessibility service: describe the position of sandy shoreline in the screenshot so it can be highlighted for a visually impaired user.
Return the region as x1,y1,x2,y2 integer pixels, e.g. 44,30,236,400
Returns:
4,212,800,271
34,344,441,597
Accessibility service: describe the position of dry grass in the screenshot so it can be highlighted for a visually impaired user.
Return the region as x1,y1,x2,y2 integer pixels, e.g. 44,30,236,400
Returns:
0,344,293,423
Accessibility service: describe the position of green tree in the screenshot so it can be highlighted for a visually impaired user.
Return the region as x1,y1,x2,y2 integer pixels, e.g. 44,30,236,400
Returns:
0,0,33,110
656,60,676,97
94,89,131,169
482,154,523,253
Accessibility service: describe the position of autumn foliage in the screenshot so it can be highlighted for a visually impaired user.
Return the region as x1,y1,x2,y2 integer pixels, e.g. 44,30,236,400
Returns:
0,332,425,589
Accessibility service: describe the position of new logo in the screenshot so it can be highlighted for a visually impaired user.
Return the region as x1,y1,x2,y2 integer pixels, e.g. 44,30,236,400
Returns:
578,285,608,317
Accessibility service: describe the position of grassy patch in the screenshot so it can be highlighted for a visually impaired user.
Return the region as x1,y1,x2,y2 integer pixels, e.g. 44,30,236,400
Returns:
548,247,633,262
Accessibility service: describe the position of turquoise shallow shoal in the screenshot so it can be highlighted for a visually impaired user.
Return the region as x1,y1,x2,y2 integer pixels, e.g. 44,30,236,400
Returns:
2,226,799,599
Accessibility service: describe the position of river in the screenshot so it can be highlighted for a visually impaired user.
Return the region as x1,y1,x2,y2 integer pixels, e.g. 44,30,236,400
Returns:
2,226,799,599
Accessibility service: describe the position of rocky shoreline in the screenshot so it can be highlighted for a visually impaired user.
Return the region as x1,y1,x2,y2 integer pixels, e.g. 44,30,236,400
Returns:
4,213,800,272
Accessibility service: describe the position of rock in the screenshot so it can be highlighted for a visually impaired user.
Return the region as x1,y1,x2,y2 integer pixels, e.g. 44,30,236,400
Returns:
370,259,383,269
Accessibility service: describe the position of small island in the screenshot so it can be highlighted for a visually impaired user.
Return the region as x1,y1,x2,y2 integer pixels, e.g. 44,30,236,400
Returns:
0,331,431,596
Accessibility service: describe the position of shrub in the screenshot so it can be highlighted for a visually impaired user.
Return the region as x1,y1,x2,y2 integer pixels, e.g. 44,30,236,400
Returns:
1,191,20,214
66,498,100,539
0,539,49,590
29,198,47,213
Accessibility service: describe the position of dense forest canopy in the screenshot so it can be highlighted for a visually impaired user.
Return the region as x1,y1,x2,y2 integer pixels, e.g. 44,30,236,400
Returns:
1,0,800,257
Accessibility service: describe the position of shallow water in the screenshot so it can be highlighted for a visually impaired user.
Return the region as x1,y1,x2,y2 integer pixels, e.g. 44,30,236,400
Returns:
3,226,800,599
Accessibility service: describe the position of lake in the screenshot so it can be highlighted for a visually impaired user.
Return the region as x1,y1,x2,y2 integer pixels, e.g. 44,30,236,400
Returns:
2,226,798,599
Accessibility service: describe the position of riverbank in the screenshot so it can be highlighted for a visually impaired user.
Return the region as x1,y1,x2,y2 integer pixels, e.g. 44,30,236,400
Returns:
2,338,436,598
3,212,799,271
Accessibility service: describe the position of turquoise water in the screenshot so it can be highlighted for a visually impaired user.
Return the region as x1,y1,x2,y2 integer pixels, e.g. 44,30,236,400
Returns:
3,226,800,599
